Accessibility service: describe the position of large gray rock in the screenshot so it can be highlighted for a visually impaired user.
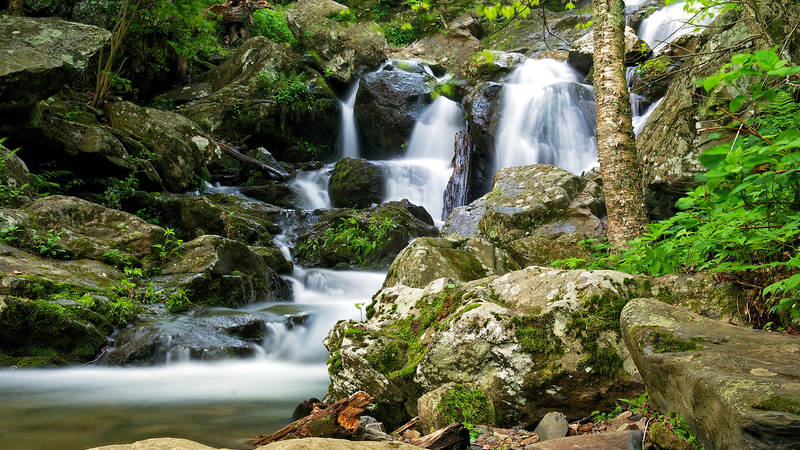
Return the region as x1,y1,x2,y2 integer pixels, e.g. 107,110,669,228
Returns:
106,102,222,192
621,298,800,450
354,63,436,159
0,16,110,111
568,26,651,74
530,430,642,450
328,158,385,208
285,0,386,83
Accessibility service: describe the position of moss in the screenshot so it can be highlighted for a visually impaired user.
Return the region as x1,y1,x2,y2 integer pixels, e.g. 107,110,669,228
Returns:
753,396,800,415
565,293,631,379
630,326,705,354
510,314,563,357
345,327,366,337
580,345,624,378
439,248,488,281
438,385,496,425
365,339,405,374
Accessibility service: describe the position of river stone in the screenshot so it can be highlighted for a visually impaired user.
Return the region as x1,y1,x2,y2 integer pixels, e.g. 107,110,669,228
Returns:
257,438,422,449
621,298,800,450
105,101,222,192
0,16,110,111
89,438,219,450
285,0,385,83
328,158,385,208
533,412,568,441
153,235,291,307
530,430,643,450
354,65,436,159
383,236,519,289
568,26,651,74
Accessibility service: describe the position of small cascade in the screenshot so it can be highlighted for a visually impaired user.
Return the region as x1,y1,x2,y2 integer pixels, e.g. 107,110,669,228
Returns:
626,66,657,136
633,98,663,136
637,1,716,53
494,58,597,175
382,96,465,222
290,165,333,210
339,80,361,158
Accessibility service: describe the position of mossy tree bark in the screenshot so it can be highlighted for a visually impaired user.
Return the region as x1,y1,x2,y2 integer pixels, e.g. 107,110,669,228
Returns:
9,0,24,16
592,0,648,250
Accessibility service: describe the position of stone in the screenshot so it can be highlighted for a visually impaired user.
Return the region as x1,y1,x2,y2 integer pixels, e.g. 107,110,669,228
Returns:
106,101,222,192
354,63,436,158
88,438,219,450
644,421,694,450
482,8,590,58
458,82,504,202
152,235,291,307
529,430,643,449
70,0,122,28
328,158,385,208
440,198,486,241
621,298,800,450
533,412,568,441
0,16,110,111
0,143,31,201
150,82,215,110
417,383,455,435
383,237,519,289
258,438,422,449
394,21,482,80
568,26,651,74
239,184,297,208
285,0,386,83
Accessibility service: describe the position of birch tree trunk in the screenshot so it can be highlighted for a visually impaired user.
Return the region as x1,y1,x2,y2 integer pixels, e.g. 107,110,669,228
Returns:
592,0,648,250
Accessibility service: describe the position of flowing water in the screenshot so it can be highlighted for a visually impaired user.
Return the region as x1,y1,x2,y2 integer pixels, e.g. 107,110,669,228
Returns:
290,165,333,210
637,1,716,53
339,81,361,159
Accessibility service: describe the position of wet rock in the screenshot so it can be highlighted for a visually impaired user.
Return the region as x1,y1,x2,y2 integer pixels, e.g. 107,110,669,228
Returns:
0,16,110,112
153,235,291,307
285,0,386,83
533,412,568,441
354,65,436,159
468,50,527,82
530,430,643,449
328,158,385,208
621,298,800,450
150,82,215,110
383,236,519,289
568,26,651,74
106,101,222,192
394,17,482,79
459,82,504,201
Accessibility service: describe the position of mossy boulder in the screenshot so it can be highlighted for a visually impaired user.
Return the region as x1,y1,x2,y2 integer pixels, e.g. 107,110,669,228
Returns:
417,383,496,434
294,201,438,270
383,236,519,289
105,101,222,192
152,235,292,307
396,17,483,80
285,0,386,83
0,143,32,202
0,16,110,112
328,158,385,208
621,298,800,450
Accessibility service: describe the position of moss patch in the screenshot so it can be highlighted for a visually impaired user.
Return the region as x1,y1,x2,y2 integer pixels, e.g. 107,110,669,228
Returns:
630,326,705,354
438,385,496,425
754,395,800,415
510,314,563,357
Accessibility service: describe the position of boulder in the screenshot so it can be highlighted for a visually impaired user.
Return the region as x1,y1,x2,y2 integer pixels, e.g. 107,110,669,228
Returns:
328,158,385,208
294,201,438,270
285,0,386,83
70,0,122,28
152,235,291,307
383,236,519,289
466,50,527,82
394,18,482,79
106,102,222,192
530,430,643,449
354,64,436,159
88,438,218,450
239,184,297,208
328,266,746,428
568,26,651,74
533,412,568,441
456,82,504,203
0,16,110,112
417,383,495,435
621,298,800,450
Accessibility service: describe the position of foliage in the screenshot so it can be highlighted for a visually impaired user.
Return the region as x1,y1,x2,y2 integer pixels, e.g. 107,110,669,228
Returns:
165,288,192,313
477,0,573,22
551,49,800,324
635,55,671,78
0,143,25,207
103,174,139,209
438,385,496,426
328,8,358,23
298,215,398,265
252,8,295,43
383,0,444,47
152,227,184,261
30,230,70,259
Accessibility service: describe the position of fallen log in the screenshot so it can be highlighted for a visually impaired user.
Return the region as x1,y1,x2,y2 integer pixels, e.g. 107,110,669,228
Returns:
246,391,373,446
411,423,470,450
217,141,289,181
392,416,420,436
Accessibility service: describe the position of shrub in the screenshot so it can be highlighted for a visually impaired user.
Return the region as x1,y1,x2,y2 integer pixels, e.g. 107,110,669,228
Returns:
251,8,295,43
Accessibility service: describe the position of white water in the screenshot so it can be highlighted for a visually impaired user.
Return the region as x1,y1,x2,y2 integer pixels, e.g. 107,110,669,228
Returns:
290,165,333,210
382,96,463,222
339,80,361,158
633,98,663,136
495,58,597,175
638,1,716,53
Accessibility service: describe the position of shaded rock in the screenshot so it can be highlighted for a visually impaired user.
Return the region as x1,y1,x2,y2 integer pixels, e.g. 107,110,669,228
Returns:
354,64,435,159
458,82,503,202
530,430,642,449
481,8,589,57
328,158,385,208
383,236,519,289
467,50,527,82
152,235,291,307
106,101,222,192
621,298,800,450
0,16,110,112
394,18,482,80
292,397,323,420
568,26,651,74
533,412,568,441
0,143,32,201
285,0,386,83
239,184,297,208
70,0,122,28
150,82,214,110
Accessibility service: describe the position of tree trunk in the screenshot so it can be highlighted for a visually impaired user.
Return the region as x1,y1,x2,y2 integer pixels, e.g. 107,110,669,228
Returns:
246,391,373,446
592,0,648,250
9,0,24,16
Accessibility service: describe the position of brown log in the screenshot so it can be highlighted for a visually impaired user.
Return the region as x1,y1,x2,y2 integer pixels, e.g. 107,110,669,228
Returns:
217,141,289,181
246,391,373,446
392,416,420,436
411,423,470,450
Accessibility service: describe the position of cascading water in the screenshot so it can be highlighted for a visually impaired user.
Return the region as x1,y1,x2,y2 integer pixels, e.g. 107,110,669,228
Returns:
339,80,361,158
290,165,333,210
637,1,716,53
382,96,464,222
494,58,597,175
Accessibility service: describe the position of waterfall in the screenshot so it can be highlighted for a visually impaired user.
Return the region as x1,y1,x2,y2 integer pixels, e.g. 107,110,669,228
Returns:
339,80,361,158
290,165,333,210
637,1,716,53
633,98,663,136
382,96,464,222
494,58,597,175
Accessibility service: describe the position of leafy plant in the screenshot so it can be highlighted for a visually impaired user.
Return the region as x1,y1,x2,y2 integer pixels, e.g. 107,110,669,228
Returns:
103,173,139,209
152,227,184,261
299,215,399,265
252,7,295,43
30,229,69,259
166,288,192,313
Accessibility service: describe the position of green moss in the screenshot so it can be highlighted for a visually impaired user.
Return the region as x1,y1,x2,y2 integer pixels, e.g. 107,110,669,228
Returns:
345,327,366,337
365,339,405,374
565,293,631,379
753,395,800,415
439,248,488,281
510,314,563,357
630,326,705,354
580,345,624,378
438,385,496,425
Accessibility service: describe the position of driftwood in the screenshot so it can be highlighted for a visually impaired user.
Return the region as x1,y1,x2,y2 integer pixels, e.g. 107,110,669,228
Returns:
246,391,373,446
392,416,420,436
217,141,289,181
411,423,470,450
